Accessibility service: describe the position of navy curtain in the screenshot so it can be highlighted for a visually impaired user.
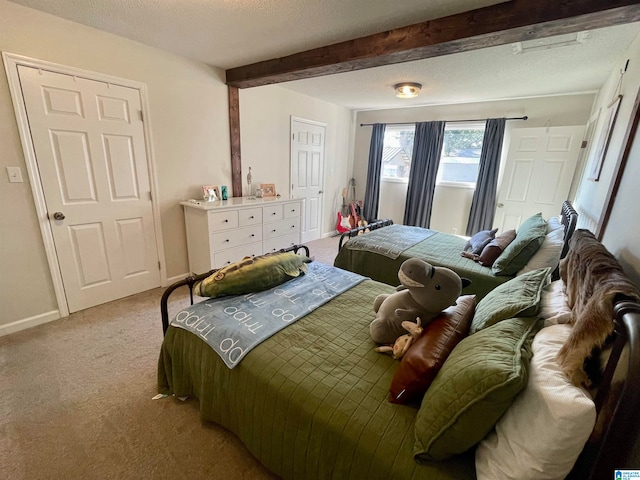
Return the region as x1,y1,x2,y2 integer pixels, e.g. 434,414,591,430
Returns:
362,123,386,221
403,121,446,227
466,118,507,236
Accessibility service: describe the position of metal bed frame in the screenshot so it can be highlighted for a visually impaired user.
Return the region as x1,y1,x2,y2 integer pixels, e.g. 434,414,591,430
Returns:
160,244,309,335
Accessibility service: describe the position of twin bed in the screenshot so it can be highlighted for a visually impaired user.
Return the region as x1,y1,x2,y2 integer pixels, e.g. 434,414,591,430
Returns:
158,225,640,479
334,201,578,299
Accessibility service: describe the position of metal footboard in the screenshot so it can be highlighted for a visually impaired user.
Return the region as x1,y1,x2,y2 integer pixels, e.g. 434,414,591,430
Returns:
160,244,310,335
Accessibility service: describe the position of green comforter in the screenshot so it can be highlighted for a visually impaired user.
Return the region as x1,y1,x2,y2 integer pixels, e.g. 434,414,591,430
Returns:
334,229,512,300
158,278,476,480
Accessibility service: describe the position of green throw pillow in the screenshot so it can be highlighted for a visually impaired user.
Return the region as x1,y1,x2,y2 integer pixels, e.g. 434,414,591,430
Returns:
470,267,550,334
492,213,547,275
413,316,541,461
194,251,310,297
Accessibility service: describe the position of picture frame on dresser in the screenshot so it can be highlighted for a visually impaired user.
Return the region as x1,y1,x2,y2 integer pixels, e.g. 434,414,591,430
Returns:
260,183,276,197
202,185,217,200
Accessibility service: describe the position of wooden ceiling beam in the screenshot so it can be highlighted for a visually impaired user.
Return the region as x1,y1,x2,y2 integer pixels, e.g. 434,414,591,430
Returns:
226,0,640,88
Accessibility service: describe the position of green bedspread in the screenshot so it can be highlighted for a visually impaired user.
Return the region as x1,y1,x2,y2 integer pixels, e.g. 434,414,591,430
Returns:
334,229,512,300
158,277,476,480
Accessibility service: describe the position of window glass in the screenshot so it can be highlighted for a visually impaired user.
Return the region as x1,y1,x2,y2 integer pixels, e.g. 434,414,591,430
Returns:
380,122,485,186
437,122,485,186
381,125,415,180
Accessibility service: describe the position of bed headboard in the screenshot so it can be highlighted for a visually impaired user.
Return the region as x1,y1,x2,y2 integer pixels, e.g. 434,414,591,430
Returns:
568,298,640,478
560,200,579,260
550,200,579,281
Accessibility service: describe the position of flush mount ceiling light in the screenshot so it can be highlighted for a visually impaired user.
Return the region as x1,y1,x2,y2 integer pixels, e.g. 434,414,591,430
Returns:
394,82,422,98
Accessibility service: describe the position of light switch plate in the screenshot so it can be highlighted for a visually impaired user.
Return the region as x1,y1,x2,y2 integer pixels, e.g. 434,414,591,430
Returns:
7,166,23,183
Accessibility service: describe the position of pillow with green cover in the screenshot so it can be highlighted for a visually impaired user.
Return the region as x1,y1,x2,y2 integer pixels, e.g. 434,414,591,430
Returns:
470,267,550,334
413,316,541,462
492,213,547,275
194,251,310,298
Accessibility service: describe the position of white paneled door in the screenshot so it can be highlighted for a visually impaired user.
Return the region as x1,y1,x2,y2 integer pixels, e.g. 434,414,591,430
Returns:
495,126,585,232
18,65,160,312
290,117,326,243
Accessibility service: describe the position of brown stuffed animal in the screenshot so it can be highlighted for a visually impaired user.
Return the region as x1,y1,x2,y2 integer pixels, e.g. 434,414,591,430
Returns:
375,317,423,360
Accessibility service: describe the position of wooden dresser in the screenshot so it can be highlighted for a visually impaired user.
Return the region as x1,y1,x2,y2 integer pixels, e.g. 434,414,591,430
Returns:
180,196,303,272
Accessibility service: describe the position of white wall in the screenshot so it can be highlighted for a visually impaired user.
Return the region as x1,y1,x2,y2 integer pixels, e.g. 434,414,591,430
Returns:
587,36,640,286
354,95,595,233
239,86,354,238
0,0,353,331
575,35,640,232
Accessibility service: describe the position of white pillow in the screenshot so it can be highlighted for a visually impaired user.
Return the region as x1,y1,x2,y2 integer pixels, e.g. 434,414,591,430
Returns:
547,215,563,233
538,279,572,327
475,324,595,480
517,227,564,276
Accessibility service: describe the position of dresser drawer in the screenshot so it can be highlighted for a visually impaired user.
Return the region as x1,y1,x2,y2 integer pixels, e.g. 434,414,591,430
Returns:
239,207,262,227
283,202,301,219
263,218,301,240
213,243,263,268
212,225,262,251
208,210,239,231
263,204,283,222
263,233,300,254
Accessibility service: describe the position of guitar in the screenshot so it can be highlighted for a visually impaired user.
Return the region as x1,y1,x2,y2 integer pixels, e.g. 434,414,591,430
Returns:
336,212,352,233
347,178,358,228
336,187,351,233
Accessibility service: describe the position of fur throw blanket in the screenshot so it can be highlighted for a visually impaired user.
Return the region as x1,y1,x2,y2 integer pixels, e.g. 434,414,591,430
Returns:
558,229,640,386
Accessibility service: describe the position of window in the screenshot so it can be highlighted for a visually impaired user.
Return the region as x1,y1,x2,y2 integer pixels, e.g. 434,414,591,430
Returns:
380,121,485,187
381,125,415,180
437,122,485,187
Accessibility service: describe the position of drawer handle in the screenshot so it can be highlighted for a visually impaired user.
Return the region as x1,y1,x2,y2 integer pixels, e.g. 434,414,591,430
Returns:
291,209,295,212
291,225,295,228
272,229,277,233
250,215,254,219
224,239,230,242
224,219,229,223
226,261,231,264
251,234,255,237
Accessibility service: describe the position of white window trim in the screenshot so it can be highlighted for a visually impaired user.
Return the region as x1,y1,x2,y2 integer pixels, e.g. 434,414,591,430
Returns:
382,177,409,184
437,181,476,189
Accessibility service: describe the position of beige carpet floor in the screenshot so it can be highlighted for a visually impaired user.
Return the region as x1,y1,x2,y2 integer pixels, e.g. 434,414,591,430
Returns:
0,236,340,480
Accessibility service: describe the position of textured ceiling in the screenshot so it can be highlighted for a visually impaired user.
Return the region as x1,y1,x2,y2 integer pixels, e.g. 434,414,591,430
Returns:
8,0,640,110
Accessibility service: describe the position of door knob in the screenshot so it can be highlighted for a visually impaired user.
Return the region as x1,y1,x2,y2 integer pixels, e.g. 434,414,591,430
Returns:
52,211,65,220
497,203,504,208
318,190,324,194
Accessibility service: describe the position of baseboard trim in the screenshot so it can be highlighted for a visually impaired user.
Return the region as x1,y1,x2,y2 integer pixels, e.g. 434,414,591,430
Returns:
0,310,61,337
165,273,190,286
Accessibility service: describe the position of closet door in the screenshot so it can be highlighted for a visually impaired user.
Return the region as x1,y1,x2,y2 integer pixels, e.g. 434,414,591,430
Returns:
18,65,160,312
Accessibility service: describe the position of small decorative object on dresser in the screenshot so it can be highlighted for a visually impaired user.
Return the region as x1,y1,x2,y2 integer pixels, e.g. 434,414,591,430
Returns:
246,167,254,199
202,185,217,200
260,183,276,197
220,185,228,200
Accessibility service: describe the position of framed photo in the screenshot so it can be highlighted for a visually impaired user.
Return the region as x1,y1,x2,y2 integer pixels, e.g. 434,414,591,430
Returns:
588,94,623,182
202,185,217,199
260,183,276,197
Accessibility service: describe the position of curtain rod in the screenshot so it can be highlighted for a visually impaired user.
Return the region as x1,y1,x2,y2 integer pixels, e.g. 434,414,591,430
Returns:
359,115,528,127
